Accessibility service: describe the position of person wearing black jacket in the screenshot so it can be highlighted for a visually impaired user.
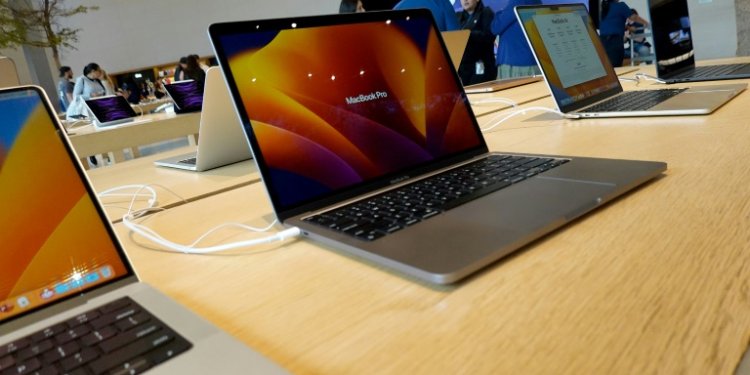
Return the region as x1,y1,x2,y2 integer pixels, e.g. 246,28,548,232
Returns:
456,0,497,85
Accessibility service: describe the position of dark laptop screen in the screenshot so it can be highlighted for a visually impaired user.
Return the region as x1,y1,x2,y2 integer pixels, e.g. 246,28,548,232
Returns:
0,88,131,323
164,80,203,113
515,4,621,112
211,11,485,214
649,0,695,77
84,95,137,124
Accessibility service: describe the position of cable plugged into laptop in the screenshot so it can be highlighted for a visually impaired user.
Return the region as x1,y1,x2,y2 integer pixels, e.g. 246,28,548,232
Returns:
99,184,302,254
481,106,580,132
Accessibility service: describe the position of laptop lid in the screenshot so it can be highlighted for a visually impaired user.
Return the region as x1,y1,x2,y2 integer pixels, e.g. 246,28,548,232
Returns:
208,10,488,221
648,0,696,79
163,80,203,113
0,86,136,328
153,67,252,171
84,95,138,127
514,4,623,113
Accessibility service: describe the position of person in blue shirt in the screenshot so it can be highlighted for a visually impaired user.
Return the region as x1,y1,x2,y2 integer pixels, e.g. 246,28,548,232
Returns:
393,0,460,31
599,0,648,67
491,0,541,79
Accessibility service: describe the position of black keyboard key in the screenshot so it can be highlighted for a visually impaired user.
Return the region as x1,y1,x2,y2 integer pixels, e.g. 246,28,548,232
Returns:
144,339,191,366
90,307,139,331
99,324,161,354
15,340,53,362
97,299,132,315
59,348,98,372
30,325,67,344
1,340,30,357
64,311,100,329
178,157,197,165
54,326,90,346
0,356,15,371
89,331,175,375
41,342,80,365
3,357,41,375
80,327,118,348
106,357,150,375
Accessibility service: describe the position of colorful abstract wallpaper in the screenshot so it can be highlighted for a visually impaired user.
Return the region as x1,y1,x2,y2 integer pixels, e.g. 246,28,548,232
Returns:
0,90,128,321
219,17,483,209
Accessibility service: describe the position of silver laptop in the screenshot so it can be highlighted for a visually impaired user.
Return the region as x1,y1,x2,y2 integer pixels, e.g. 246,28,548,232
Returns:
163,80,203,114
648,0,750,83
84,95,150,128
155,67,252,171
515,4,745,118
208,9,666,284
0,86,287,374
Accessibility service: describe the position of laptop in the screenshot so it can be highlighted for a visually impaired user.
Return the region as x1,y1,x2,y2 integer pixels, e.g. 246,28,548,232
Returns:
208,9,666,284
154,67,252,171
514,4,746,118
649,0,750,83
0,86,287,374
441,29,470,68
84,95,150,128
163,80,203,113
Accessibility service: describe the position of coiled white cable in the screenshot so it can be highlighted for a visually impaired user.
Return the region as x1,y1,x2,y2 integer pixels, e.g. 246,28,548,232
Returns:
98,184,301,254
480,106,579,132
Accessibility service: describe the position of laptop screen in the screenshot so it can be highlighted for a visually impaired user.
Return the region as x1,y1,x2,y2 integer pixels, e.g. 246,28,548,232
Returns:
648,0,695,77
210,11,485,216
0,87,132,323
164,80,203,113
515,4,621,112
84,95,137,124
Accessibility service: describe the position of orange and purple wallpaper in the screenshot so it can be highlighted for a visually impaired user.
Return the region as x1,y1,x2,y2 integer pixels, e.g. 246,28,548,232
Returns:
219,17,483,209
0,90,128,321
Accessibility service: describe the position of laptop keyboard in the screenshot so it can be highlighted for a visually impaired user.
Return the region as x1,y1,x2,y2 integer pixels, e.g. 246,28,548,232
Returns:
303,154,569,241
178,157,197,165
691,63,750,78
580,89,687,113
0,297,191,375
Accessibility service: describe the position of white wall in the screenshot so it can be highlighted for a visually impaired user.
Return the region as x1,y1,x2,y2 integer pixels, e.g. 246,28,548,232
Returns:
625,0,737,60
57,0,340,74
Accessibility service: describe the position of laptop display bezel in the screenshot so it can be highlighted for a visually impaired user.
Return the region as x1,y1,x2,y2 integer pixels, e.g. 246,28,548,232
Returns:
0,86,137,329
208,10,489,221
647,0,697,79
163,79,204,113
515,4,624,113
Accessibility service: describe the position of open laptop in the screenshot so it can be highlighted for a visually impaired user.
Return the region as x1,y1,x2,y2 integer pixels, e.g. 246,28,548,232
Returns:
84,95,150,128
515,4,745,118
208,10,666,284
163,80,203,114
0,86,287,374
649,0,750,83
154,67,252,171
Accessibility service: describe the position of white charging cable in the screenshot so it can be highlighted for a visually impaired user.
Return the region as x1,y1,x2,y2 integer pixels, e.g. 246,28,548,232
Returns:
99,184,301,254
480,106,579,132
634,73,667,84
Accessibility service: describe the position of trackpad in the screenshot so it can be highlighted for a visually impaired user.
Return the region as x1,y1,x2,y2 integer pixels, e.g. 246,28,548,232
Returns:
455,176,617,232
